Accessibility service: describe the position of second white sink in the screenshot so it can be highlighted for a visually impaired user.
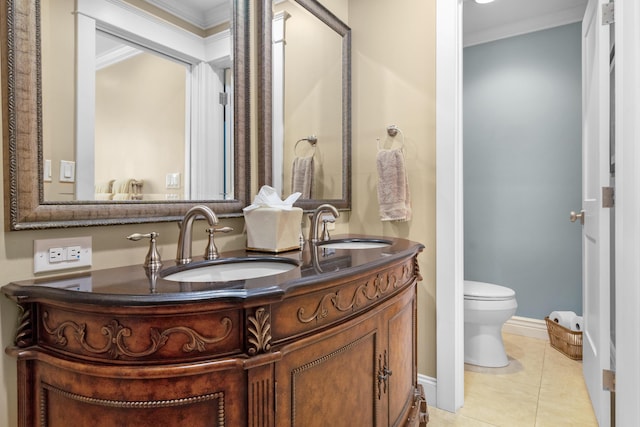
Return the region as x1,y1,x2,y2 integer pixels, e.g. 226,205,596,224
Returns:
161,258,298,282
316,238,392,250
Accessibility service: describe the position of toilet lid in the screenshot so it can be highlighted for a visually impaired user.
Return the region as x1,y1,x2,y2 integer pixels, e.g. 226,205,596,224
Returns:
464,280,516,301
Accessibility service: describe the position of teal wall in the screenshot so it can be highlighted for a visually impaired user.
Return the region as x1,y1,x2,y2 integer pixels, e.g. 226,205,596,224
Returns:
463,23,583,319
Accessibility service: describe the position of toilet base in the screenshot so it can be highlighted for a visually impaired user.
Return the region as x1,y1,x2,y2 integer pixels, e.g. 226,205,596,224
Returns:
464,325,509,368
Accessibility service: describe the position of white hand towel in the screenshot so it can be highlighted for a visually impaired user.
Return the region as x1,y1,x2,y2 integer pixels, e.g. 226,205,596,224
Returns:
291,156,314,199
112,193,132,200
376,148,412,222
112,178,134,194
94,179,114,194
94,193,113,200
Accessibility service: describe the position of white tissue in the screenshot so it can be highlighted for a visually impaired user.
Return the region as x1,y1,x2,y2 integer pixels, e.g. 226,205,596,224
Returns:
243,185,301,212
570,315,583,332
549,311,576,330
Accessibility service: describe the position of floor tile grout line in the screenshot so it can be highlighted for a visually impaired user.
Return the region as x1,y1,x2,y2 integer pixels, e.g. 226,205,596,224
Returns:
430,334,596,426
533,343,549,426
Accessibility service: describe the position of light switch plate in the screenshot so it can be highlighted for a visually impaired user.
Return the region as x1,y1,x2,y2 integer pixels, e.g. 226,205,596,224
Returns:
44,159,52,182
59,160,76,183
166,173,181,189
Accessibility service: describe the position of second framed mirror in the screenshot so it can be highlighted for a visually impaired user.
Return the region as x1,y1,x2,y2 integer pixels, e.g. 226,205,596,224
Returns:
258,0,351,211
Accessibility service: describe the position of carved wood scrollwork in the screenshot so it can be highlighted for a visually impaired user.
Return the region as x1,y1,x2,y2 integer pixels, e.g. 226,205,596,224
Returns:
297,270,401,324
42,384,226,426
413,256,422,282
41,312,232,359
247,307,272,356
14,303,34,348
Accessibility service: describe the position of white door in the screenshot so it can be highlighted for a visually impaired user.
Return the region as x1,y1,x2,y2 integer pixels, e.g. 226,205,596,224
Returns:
614,1,640,424
580,1,611,425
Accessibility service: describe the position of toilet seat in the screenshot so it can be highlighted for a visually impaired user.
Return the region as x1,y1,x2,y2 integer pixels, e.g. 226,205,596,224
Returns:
464,280,516,301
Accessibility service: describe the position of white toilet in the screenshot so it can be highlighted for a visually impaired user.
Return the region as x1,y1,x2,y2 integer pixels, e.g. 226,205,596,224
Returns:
464,280,518,368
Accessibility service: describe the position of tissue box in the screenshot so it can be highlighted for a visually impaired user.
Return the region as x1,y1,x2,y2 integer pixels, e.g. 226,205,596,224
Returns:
245,207,303,252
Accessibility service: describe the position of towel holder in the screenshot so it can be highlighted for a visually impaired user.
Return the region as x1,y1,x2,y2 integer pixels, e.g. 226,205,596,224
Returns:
377,125,404,150
294,135,318,157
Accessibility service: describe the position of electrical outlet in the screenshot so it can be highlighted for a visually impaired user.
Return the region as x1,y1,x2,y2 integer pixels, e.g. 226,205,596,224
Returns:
34,237,92,273
67,246,82,260
48,247,65,263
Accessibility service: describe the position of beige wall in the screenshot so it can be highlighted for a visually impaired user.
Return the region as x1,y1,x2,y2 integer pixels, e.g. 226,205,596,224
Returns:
0,1,436,424
348,0,437,377
95,52,186,199
41,0,76,201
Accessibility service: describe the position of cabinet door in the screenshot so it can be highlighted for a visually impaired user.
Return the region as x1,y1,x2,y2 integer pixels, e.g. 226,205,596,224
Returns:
382,285,418,426
274,312,382,427
31,359,246,427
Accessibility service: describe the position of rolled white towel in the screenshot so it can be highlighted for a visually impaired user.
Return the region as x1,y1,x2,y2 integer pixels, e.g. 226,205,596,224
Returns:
570,315,584,332
549,311,576,329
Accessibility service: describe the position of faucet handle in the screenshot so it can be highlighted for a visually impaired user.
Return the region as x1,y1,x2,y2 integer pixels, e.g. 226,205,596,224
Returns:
321,217,335,241
127,232,153,241
126,232,162,272
204,226,233,260
213,226,233,234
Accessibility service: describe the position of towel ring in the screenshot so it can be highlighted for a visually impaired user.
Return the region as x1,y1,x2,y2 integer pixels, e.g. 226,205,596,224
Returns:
377,125,405,150
294,135,318,157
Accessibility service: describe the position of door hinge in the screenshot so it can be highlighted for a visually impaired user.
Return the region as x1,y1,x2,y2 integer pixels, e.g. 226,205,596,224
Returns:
602,3,615,25
603,369,616,392
219,92,230,105
602,187,615,208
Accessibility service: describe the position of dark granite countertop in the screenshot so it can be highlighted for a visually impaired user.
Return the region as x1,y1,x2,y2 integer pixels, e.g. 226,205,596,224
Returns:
2,235,424,306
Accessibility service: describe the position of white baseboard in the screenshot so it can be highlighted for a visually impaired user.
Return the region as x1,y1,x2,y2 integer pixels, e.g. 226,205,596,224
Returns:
502,315,549,341
418,374,437,407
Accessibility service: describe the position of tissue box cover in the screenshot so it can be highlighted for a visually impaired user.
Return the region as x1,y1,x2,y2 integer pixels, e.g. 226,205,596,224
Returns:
245,207,303,252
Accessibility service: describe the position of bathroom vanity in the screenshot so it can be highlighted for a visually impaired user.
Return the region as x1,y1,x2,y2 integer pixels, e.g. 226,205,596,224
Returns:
2,236,428,427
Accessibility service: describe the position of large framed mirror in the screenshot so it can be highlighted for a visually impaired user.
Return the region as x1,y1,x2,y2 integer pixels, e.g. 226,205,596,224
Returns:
1,0,250,230
258,0,350,210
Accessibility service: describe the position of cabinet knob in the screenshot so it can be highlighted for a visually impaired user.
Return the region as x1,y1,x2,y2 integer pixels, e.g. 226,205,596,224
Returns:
377,351,392,399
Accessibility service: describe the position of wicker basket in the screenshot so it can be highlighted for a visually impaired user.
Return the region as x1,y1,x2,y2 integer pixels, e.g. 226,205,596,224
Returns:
545,316,583,360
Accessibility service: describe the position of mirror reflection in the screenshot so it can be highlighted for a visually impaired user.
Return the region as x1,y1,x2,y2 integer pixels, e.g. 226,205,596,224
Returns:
272,0,342,200
264,0,351,209
41,0,233,202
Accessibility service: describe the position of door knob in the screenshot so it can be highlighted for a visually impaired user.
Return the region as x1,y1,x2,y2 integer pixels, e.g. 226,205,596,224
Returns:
570,210,584,225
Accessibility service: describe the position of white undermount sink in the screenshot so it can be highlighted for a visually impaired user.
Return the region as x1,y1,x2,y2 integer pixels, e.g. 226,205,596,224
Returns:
161,258,298,282
316,238,392,250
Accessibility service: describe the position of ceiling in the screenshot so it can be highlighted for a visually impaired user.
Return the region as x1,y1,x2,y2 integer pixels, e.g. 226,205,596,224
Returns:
463,0,589,47
144,0,229,30
146,0,589,43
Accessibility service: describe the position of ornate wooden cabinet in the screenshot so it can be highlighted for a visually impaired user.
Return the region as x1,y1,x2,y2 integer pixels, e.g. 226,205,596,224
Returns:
3,236,428,426
274,280,420,426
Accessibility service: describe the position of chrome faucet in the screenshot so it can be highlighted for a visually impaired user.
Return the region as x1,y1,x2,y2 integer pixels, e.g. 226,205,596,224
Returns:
309,204,339,244
176,205,218,265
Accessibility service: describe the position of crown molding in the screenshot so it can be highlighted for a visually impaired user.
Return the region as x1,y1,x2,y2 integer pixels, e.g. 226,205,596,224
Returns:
464,5,586,47
144,0,230,30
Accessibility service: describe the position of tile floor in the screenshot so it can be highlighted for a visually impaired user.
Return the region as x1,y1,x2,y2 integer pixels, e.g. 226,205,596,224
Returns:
427,333,599,426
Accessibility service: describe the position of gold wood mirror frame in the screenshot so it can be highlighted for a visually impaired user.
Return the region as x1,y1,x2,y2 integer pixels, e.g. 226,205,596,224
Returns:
1,0,250,230
257,0,351,211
